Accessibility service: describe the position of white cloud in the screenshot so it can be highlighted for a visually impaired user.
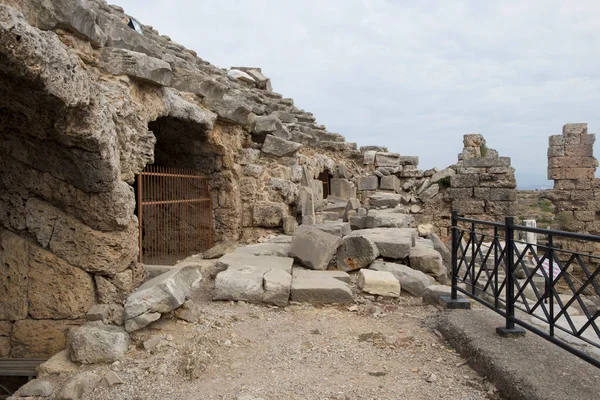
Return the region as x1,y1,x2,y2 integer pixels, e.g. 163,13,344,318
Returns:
116,0,600,187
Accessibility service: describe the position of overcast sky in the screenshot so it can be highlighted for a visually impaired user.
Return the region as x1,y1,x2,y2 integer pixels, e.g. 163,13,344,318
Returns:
116,0,600,188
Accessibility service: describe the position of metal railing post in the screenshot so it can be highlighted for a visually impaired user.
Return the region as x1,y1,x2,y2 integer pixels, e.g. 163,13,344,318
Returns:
497,216,525,336
451,210,458,300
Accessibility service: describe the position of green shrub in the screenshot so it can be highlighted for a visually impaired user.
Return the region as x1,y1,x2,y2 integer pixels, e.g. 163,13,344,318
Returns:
479,144,488,158
435,176,452,189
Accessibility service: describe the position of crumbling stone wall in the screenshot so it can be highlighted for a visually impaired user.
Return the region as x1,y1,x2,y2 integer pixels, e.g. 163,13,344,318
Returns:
547,123,600,254
0,0,374,358
446,134,517,222
349,135,517,236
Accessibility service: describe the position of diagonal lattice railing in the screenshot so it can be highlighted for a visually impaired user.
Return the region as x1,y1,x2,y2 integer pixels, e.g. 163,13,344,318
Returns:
450,211,600,369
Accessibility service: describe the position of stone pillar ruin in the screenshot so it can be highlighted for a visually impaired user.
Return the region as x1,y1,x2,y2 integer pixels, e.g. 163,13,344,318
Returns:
547,123,600,254
445,134,517,221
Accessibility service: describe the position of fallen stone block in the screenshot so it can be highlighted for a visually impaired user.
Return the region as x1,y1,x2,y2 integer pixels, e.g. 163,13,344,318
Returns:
36,350,79,376
292,268,351,283
233,242,290,257
123,263,202,332
370,260,431,296
366,209,416,228
289,226,342,270
261,134,302,157
202,241,239,259
291,274,353,304
409,244,446,277
54,371,101,400
347,228,416,259
380,175,400,192
312,221,352,237
19,379,54,397
214,263,292,306
100,47,172,86
69,322,130,364
216,253,294,273
358,269,400,297
358,176,378,190
349,215,367,230
375,152,400,167
336,235,380,271
427,233,451,274
422,285,452,305
369,192,403,207
145,265,174,279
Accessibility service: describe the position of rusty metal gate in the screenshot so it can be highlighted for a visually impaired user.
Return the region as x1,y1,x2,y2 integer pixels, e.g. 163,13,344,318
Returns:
137,166,213,265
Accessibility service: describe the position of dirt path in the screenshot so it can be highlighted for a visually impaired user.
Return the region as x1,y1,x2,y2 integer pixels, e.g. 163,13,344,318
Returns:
82,284,500,400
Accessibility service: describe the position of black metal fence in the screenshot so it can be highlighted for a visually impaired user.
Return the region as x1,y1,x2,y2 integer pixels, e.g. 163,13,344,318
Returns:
450,211,600,368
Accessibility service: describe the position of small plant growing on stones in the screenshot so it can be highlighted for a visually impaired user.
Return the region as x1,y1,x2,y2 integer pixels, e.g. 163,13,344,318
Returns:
435,176,452,188
479,144,488,158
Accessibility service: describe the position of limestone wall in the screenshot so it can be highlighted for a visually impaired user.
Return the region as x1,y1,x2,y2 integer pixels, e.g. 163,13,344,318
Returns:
547,123,600,254
0,0,375,358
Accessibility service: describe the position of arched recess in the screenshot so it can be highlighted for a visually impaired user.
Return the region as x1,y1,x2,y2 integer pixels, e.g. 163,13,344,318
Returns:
318,170,333,199
137,116,242,264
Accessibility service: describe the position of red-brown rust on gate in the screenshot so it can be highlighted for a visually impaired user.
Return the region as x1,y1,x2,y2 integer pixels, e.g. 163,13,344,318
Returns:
137,165,213,265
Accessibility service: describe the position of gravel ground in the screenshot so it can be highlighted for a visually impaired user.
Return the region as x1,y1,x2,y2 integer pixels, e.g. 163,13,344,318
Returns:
67,275,502,400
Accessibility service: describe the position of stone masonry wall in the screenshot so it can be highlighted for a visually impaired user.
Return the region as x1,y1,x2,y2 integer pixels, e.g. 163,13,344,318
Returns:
446,134,517,223
547,123,600,255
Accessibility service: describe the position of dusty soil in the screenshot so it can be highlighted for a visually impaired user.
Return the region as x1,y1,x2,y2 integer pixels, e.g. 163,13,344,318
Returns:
67,276,502,400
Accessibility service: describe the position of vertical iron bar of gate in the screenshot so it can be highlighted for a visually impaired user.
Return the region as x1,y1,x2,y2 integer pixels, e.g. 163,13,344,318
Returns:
137,171,143,263
548,234,554,337
451,211,458,300
504,216,516,330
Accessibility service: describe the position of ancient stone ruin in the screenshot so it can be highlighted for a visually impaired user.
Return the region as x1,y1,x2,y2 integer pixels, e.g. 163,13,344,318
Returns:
0,0,520,374
547,123,600,255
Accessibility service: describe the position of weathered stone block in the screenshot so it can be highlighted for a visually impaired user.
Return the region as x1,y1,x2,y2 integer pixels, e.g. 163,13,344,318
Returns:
11,319,84,358
563,123,587,136
27,246,96,319
357,176,378,191
564,168,595,180
452,200,485,214
289,226,342,270
347,228,415,259
69,322,130,364
336,235,380,271
363,150,377,165
261,135,302,157
330,178,352,200
565,144,593,157
369,192,403,207
379,175,400,192
398,156,419,166
252,201,285,227
124,263,202,331
485,201,517,216
478,173,517,188
444,188,473,200
100,47,172,86
0,230,29,320
370,260,431,296
419,184,440,202
462,157,511,168
358,269,400,297
574,210,595,222
409,243,445,277
290,274,353,304
549,135,565,146
451,174,479,188
375,152,400,167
